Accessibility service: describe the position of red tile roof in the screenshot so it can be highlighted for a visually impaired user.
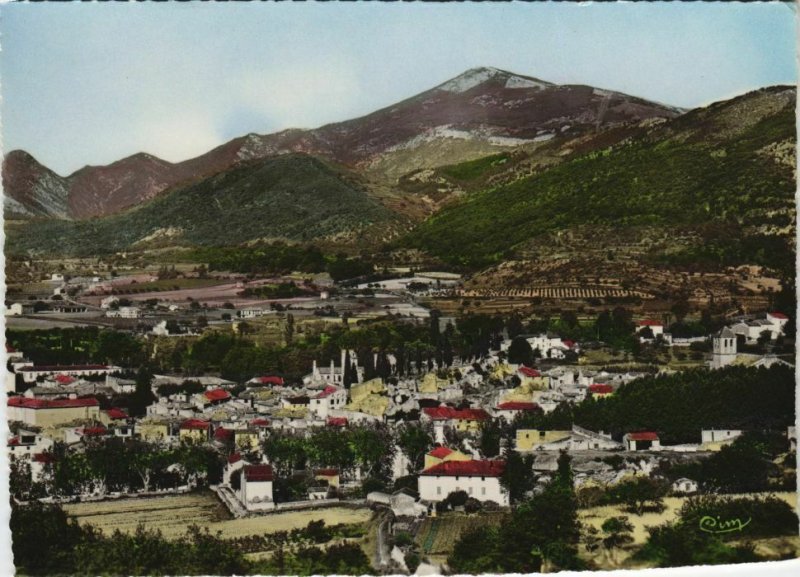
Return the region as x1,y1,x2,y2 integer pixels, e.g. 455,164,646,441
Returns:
427,446,454,459
55,374,76,385
422,407,490,421
244,464,274,482
315,468,339,477
518,366,541,378
33,453,55,464
562,340,575,349
637,320,663,327
258,376,285,386
627,431,659,441
228,453,242,464
180,418,211,431
250,418,271,427
104,408,129,420
8,437,20,446
203,389,231,402
589,384,614,394
327,417,348,427
316,385,340,399
82,427,109,437
769,312,788,319
8,397,100,409
214,427,234,441
496,401,540,411
421,460,505,478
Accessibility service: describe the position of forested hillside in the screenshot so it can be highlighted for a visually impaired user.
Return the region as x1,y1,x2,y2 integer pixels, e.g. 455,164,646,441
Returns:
405,87,796,271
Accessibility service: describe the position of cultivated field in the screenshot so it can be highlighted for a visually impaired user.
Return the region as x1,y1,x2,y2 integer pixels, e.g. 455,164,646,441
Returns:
64,492,372,540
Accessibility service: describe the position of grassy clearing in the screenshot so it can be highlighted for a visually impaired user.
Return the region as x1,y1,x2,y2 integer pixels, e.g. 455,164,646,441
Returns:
64,492,372,541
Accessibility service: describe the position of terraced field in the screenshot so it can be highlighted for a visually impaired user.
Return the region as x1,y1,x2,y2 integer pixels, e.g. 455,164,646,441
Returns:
64,492,372,540
415,512,506,556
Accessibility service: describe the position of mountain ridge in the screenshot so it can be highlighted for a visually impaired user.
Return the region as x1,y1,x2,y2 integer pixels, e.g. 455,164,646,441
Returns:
3,66,682,219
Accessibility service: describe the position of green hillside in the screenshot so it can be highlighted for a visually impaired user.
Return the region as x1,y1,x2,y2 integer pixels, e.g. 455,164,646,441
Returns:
6,154,395,256
403,88,796,270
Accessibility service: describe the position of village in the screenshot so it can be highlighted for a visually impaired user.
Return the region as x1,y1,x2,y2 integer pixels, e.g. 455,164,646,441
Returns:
5,271,797,572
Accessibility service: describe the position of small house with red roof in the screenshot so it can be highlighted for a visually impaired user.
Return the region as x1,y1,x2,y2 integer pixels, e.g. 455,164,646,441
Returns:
251,376,285,387
516,366,549,389
767,312,789,337
327,416,348,428
424,446,471,470
421,406,490,434
624,431,661,451
240,464,275,511
419,460,508,506
309,385,348,419
588,383,614,397
179,419,213,443
494,401,541,423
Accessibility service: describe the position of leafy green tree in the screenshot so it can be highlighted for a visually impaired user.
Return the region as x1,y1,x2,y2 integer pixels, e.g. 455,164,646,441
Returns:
11,502,86,575
507,336,534,366
614,476,667,516
500,448,533,505
397,423,434,472
601,516,634,561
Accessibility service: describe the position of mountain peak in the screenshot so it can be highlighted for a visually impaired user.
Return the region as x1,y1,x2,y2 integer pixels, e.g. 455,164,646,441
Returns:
436,67,554,94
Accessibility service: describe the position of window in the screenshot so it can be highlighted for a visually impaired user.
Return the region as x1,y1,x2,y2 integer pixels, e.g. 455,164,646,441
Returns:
539,431,546,438
455,476,460,481
437,486,441,495
482,487,486,496
469,487,473,495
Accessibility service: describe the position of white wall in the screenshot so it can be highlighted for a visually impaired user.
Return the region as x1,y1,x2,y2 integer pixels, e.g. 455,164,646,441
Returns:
419,474,508,506
241,479,274,511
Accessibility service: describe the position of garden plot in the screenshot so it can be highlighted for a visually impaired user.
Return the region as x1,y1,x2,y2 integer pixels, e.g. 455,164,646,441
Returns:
65,492,371,541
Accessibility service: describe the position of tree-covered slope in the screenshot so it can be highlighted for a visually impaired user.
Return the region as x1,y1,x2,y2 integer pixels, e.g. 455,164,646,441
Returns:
403,87,796,270
6,154,397,256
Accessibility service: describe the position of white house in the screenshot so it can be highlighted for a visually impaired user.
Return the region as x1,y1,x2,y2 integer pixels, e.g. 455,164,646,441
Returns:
8,430,54,458
494,401,540,423
671,478,698,494
524,334,568,359
766,312,789,335
701,429,742,444
418,460,508,506
106,306,141,319
309,385,348,419
240,464,275,511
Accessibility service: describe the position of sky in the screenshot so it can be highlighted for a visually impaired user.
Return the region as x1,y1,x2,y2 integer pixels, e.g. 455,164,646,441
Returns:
0,1,796,175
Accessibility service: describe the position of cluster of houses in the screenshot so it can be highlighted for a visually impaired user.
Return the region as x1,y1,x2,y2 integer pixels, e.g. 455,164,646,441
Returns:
5,306,795,516
632,311,790,370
